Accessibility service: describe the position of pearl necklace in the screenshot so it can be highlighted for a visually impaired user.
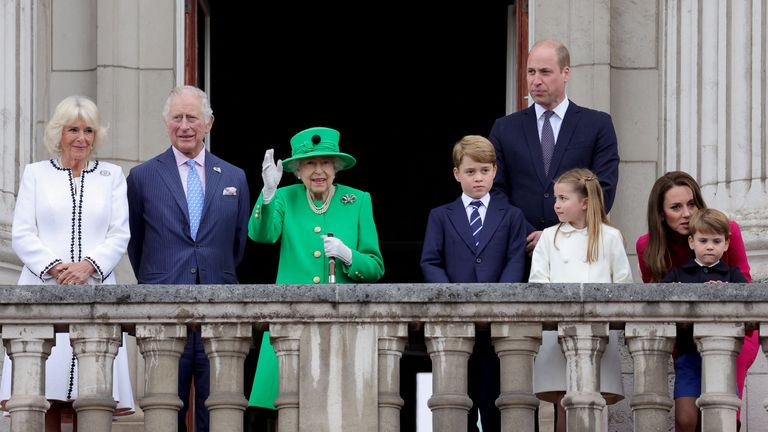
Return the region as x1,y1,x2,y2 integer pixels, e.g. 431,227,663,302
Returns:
307,185,336,215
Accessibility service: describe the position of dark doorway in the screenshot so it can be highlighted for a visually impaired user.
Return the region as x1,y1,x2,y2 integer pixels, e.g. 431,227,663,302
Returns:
208,2,511,284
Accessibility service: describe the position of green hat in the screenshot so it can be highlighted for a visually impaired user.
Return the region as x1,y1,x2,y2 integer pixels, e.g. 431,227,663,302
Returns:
282,127,356,171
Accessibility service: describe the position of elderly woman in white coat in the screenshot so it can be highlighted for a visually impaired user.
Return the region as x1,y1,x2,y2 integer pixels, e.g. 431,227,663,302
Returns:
0,95,134,430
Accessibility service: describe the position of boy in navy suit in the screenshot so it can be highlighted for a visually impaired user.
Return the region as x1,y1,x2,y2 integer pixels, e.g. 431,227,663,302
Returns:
421,135,528,431
662,208,747,432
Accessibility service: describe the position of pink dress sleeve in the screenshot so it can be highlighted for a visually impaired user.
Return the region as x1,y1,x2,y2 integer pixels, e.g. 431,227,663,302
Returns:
635,234,652,283
726,220,752,282
725,220,757,414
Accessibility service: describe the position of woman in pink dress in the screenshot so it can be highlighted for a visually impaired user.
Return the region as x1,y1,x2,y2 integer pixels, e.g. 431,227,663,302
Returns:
636,171,756,431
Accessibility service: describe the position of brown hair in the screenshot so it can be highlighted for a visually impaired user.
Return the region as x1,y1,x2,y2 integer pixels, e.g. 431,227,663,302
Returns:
553,168,609,263
689,208,730,239
452,135,496,168
644,171,707,281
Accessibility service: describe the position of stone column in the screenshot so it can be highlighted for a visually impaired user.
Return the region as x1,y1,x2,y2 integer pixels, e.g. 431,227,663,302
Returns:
625,323,675,432
559,322,608,432
2,324,54,432
694,323,743,432
377,323,408,432
136,324,186,432
70,323,121,432
424,322,474,432
202,323,251,432
491,323,542,432
271,323,303,432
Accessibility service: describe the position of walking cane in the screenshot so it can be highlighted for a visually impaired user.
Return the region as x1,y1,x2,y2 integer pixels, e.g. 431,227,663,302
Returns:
327,232,336,283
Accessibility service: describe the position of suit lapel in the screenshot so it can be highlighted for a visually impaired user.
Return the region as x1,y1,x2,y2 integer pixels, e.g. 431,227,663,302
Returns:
446,198,476,252
202,151,224,220
548,101,581,179
476,197,505,255
523,106,549,187
155,148,189,218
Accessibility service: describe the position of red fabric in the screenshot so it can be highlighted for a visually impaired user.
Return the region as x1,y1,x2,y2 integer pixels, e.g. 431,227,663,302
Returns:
636,220,757,414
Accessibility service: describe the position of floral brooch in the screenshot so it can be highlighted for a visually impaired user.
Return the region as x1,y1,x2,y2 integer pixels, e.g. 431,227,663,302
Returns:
341,194,356,205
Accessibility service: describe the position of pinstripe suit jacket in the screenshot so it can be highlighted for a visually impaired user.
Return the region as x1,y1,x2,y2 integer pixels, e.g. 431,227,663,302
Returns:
127,147,250,284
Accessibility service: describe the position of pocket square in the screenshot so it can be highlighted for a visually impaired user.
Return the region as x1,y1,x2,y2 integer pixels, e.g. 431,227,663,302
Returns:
223,187,238,196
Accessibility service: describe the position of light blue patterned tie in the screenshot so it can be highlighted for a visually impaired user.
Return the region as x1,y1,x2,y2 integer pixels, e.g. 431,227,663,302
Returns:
186,160,203,240
469,200,483,247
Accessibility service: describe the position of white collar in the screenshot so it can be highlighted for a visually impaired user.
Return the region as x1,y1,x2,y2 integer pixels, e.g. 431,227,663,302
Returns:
534,97,569,120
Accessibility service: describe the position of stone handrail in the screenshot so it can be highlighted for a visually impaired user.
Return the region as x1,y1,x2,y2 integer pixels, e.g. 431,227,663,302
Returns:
0,283,763,432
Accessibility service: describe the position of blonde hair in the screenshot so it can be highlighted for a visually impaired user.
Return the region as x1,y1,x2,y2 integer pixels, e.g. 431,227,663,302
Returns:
43,95,107,157
689,208,730,239
452,135,496,168
554,168,610,263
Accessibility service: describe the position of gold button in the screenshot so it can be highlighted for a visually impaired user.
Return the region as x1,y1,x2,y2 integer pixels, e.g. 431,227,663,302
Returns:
313,276,321,283
256,205,260,209
313,250,321,258
314,226,321,233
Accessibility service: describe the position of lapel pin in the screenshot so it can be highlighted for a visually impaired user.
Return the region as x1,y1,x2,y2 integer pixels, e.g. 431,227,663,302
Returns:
213,166,221,173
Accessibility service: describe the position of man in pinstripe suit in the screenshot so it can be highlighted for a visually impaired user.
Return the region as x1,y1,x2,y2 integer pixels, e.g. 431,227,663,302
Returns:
127,85,250,432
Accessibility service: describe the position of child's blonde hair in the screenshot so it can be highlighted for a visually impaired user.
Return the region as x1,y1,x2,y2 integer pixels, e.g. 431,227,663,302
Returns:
689,208,730,239
452,135,496,168
554,168,610,263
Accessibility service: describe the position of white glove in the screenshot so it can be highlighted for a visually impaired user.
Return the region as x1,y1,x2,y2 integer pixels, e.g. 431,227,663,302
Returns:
262,149,283,203
323,235,353,266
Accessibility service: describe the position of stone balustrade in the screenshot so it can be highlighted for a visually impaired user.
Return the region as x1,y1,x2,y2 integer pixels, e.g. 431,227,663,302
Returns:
0,282,762,432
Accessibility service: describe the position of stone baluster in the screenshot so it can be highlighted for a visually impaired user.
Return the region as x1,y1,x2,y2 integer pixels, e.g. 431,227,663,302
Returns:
271,323,303,432
559,322,608,432
377,323,408,432
136,324,187,432
694,322,743,432
70,324,121,432
491,323,542,432
202,323,251,432
424,322,474,432
2,324,54,432
759,323,768,415
625,323,675,432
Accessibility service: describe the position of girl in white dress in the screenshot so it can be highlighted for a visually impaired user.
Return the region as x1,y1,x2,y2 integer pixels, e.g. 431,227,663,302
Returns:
0,96,134,431
529,168,632,432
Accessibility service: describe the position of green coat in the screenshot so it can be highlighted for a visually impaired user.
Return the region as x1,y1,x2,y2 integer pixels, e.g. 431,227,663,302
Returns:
247,183,384,409
248,183,384,284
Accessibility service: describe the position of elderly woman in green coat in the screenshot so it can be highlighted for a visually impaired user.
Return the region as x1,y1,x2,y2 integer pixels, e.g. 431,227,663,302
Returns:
247,126,385,409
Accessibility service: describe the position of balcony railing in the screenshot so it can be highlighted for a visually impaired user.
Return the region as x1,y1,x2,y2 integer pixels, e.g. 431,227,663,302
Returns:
0,283,762,432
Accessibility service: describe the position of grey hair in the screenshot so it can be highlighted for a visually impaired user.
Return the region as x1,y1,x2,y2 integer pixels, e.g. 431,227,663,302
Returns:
289,156,344,178
161,85,213,122
44,95,108,157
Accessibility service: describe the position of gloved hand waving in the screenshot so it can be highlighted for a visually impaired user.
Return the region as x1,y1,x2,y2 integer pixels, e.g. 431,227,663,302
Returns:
262,148,283,203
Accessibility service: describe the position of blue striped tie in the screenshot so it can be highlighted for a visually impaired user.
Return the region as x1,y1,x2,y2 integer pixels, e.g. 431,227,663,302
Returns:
469,200,483,247
186,160,204,240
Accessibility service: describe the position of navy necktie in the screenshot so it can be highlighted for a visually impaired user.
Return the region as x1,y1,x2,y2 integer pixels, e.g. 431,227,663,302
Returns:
469,200,483,247
186,160,204,240
541,110,556,176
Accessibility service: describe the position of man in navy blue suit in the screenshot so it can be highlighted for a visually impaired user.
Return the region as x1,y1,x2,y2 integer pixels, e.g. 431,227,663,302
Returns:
489,39,619,256
421,135,527,431
127,85,250,432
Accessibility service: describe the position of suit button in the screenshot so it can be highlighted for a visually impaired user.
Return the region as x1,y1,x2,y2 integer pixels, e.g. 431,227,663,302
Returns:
544,193,550,198
313,276,321,283
195,244,201,248
191,268,197,274
703,267,709,273
314,250,321,258
476,258,482,263
314,226,322,233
